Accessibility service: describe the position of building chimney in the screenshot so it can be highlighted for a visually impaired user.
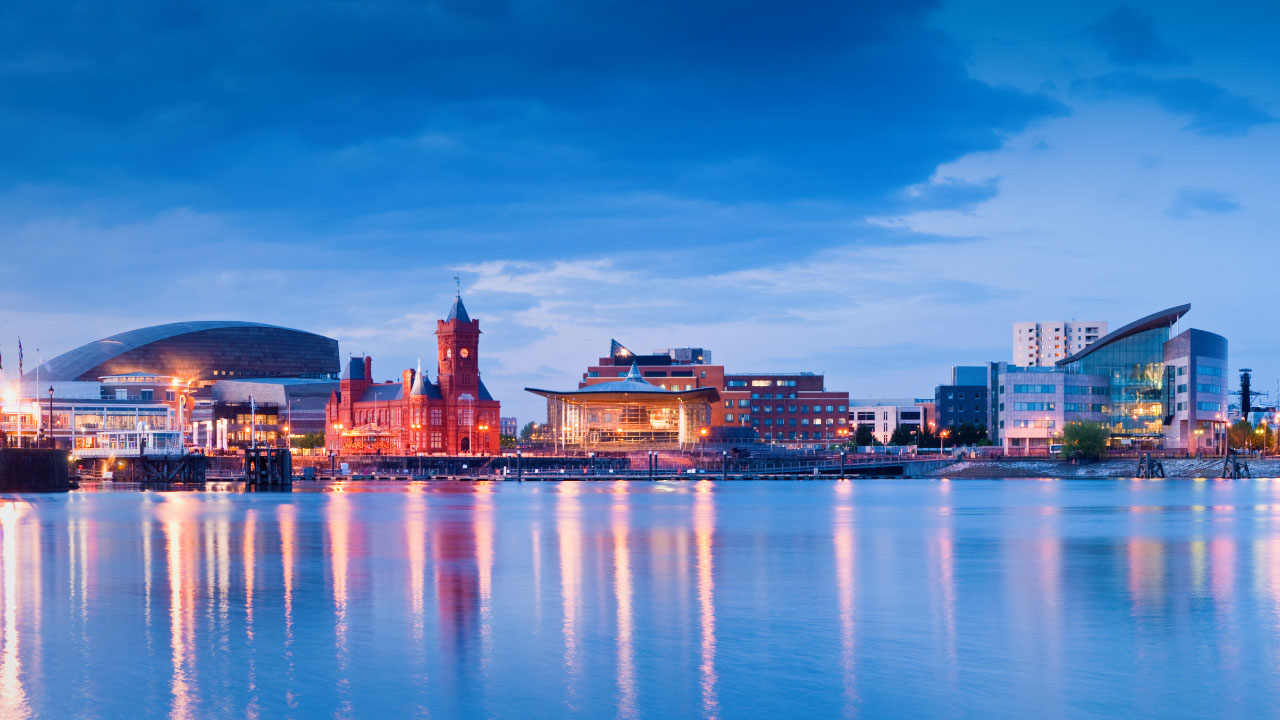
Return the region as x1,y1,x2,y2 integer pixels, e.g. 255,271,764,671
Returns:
402,368,414,396
364,356,373,382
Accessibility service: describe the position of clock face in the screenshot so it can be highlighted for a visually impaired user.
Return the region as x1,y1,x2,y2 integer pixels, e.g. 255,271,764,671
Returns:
460,347,470,358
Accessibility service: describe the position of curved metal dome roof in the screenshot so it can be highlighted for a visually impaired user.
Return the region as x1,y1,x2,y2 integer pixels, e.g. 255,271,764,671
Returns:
29,320,339,381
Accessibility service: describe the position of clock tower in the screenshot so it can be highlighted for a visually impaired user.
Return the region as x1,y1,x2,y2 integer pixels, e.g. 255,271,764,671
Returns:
437,293,480,398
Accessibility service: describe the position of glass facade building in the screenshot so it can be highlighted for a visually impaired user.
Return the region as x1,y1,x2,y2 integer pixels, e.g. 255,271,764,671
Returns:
1061,326,1170,445
991,304,1227,451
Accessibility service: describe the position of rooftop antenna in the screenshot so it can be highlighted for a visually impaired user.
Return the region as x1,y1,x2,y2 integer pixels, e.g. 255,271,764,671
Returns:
454,274,461,297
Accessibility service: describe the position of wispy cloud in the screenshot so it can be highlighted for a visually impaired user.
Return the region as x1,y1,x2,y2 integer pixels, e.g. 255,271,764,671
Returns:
1081,6,1188,66
1166,187,1241,218
1085,72,1276,137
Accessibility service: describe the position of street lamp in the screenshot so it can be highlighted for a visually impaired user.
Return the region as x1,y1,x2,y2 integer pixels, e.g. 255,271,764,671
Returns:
939,428,949,455
46,386,54,448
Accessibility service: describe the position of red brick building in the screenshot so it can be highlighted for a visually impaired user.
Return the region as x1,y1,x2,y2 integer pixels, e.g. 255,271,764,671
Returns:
325,295,501,455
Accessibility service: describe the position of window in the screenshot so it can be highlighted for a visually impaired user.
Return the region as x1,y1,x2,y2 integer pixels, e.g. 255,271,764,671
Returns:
727,380,747,387
751,406,759,413
165,391,175,402
789,406,797,413
1013,384,1056,393
140,389,153,400
1195,384,1222,394
763,406,772,412
725,414,734,422
1176,384,1188,394
737,399,750,407
751,393,760,399
430,408,443,425
801,419,810,426
751,380,773,387
430,432,443,448
763,419,772,426
1176,366,1185,376
788,419,797,426
724,400,733,408
837,405,846,412
1012,402,1054,411
825,405,834,412
1197,402,1222,412
1199,365,1222,377
778,380,797,387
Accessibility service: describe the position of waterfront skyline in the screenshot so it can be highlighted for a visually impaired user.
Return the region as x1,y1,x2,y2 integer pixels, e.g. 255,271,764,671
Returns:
0,1,1275,423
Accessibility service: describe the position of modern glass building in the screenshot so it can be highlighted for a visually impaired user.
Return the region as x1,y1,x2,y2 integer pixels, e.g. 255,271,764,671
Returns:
1056,305,1188,447
991,304,1228,452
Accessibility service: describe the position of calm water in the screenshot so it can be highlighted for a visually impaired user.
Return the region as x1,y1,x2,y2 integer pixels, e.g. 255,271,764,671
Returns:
0,479,1279,718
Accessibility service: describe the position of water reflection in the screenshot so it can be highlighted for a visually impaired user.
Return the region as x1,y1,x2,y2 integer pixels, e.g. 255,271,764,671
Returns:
833,483,857,715
328,489,352,716
694,481,718,719
612,481,637,719
0,502,31,719
277,502,297,711
243,509,259,720
7,481,1280,717
558,482,583,710
161,495,196,719
475,483,494,673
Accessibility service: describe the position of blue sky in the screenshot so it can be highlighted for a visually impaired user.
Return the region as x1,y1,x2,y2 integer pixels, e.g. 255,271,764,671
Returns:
0,0,1275,422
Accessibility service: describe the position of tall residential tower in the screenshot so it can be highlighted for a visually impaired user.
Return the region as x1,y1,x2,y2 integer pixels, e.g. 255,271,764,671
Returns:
1012,320,1108,366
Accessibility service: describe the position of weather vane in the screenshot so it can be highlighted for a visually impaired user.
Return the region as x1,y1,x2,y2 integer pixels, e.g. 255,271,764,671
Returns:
454,274,461,296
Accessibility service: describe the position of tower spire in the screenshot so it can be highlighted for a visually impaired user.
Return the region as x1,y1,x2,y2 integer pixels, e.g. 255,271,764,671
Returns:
410,357,428,396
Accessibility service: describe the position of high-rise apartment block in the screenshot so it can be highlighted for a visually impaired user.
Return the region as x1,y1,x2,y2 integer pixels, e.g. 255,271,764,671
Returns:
1012,320,1108,366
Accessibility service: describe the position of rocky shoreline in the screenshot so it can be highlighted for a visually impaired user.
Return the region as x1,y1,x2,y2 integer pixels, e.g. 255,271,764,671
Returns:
928,457,1280,479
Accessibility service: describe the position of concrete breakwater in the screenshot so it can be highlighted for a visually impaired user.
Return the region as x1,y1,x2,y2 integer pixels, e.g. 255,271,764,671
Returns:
928,457,1280,479
0,448,74,491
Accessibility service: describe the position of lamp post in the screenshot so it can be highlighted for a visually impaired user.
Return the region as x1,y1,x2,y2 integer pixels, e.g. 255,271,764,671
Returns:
46,386,54,449
939,428,949,455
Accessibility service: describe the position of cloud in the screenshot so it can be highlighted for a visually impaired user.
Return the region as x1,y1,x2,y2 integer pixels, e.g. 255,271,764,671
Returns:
1081,6,1188,66
1166,187,1241,218
1086,72,1276,136
895,177,1000,213
0,0,1059,238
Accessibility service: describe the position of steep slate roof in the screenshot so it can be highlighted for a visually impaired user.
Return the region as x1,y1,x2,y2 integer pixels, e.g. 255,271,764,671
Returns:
1056,304,1191,367
447,296,471,322
359,383,404,403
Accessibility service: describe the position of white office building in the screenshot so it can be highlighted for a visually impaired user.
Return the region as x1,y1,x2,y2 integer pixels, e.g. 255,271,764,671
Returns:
849,399,925,444
1012,320,1108,366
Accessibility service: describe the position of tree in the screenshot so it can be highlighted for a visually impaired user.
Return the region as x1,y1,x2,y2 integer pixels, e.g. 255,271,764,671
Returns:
853,424,875,448
1228,420,1273,452
499,434,517,449
291,432,325,449
888,425,920,446
519,421,539,442
949,422,988,446
1059,421,1108,460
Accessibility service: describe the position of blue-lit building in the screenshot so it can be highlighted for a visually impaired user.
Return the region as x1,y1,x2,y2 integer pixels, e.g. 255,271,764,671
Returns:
991,304,1227,453
934,366,989,430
